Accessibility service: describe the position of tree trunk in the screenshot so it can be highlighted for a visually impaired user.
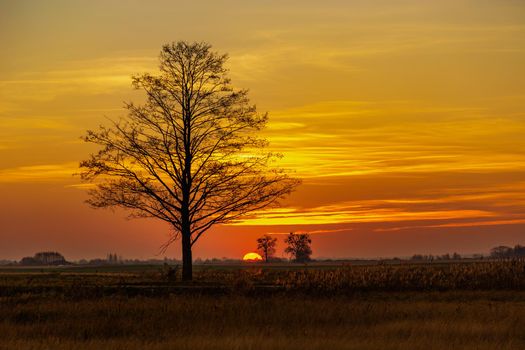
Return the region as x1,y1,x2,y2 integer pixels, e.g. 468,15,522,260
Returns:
181,230,192,281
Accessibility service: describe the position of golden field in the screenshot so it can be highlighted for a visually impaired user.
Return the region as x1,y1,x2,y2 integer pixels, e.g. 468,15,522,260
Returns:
1,260,525,349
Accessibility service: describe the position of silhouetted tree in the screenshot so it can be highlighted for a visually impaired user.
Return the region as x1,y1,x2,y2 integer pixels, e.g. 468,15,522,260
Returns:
34,252,66,265
107,253,120,264
490,246,513,259
284,232,312,263
20,257,37,266
514,245,525,257
256,234,277,262
410,254,435,262
80,41,299,280
20,252,67,266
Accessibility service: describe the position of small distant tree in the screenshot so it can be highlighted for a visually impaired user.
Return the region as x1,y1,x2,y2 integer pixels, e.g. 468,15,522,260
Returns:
256,234,277,262
490,246,513,259
410,254,434,262
107,253,115,263
410,254,424,261
284,232,312,263
514,245,525,257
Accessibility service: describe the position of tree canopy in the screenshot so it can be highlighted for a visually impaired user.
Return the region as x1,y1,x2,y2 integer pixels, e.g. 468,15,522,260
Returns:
80,41,300,280
257,234,278,262
285,232,312,263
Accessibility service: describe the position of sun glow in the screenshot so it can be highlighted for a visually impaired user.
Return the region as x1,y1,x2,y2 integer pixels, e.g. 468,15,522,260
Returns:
242,252,263,262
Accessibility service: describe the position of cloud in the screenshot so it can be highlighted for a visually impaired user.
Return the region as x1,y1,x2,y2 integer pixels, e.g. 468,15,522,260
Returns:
375,218,525,232
230,204,494,226
0,163,78,182
0,116,74,131
0,56,157,105
262,100,525,179
266,228,352,235
227,17,525,83
228,177,525,230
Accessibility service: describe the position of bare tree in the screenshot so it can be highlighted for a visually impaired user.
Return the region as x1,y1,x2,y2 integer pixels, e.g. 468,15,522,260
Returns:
80,41,300,280
284,232,312,263
256,234,277,262
490,246,513,259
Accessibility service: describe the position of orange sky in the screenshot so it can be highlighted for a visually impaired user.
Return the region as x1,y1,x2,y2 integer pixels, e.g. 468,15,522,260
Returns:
1,0,525,260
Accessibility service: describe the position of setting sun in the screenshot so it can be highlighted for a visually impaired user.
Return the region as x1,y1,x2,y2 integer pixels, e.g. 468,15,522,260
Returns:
243,252,263,262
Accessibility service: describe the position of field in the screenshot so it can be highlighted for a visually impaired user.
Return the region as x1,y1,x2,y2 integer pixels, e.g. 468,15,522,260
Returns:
2,260,525,349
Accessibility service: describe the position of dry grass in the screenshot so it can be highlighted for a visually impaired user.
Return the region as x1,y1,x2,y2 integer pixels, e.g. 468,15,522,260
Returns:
2,261,525,349
3,260,525,296
276,260,525,292
1,292,525,349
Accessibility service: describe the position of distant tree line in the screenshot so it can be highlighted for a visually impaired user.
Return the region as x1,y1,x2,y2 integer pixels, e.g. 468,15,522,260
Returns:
77,257,181,266
490,245,525,259
20,252,68,266
13,243,525,267
410,253,462,261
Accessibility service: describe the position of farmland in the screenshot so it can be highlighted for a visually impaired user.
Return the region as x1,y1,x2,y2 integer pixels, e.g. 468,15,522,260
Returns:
2,260,525,349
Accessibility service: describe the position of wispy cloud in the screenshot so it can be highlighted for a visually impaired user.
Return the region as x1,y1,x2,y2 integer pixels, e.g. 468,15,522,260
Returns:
266,228,351,235
0,163,78,182
231,205,494,226
264,100,525,179
375,218,525,232
0,56,157,105
230,179,525,230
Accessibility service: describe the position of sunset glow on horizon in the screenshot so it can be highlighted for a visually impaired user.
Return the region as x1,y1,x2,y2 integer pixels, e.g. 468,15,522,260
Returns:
1,0,525,260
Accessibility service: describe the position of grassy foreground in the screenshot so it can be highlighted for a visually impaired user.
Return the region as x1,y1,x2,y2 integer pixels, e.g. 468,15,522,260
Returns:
2,261,525,349
2,292,525,350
